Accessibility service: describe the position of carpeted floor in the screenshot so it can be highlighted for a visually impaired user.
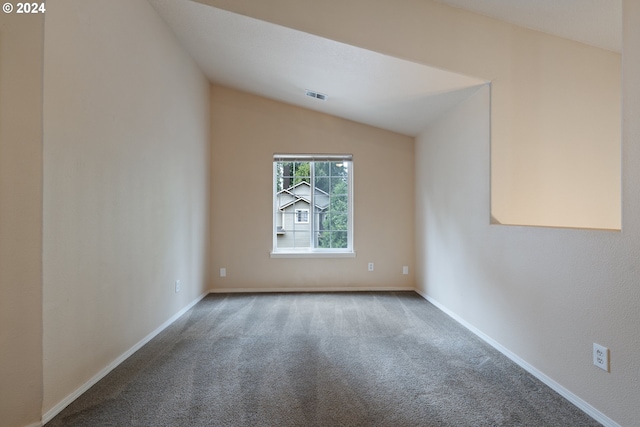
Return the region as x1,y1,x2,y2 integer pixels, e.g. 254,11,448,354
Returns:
46,292,601,426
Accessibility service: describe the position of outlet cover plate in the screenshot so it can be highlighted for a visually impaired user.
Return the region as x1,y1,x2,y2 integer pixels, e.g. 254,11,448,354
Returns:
593,343,609,372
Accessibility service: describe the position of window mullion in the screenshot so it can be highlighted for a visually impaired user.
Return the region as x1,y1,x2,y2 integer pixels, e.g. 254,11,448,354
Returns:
310,161,315,248
273,161,278,250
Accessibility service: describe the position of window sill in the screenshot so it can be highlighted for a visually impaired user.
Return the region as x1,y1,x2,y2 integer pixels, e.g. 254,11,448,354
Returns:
270,251,356,259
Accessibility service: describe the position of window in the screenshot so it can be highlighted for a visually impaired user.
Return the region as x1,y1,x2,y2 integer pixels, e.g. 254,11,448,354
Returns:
295,209,309,223
273,154,354,256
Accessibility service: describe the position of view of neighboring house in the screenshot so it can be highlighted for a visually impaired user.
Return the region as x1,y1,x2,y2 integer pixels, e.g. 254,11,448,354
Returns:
276,181,329,248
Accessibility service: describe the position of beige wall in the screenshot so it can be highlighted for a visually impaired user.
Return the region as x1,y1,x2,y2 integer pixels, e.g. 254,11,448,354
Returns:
500,34,620,229
200,0,634,424
42,0,210,416
0,12,44,427
415,49,638,427
210,85,414,291
1,0,635,425
197,0,621,230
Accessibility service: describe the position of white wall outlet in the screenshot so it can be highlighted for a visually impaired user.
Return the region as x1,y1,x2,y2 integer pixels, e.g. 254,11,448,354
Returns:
403,266,409,275
593,343,609,372
368,262,374,272
220,267,226,277
174,280,181,293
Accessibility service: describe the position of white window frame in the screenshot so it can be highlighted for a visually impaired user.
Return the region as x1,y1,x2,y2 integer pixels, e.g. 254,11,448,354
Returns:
272,154,355,258
294,209,309,224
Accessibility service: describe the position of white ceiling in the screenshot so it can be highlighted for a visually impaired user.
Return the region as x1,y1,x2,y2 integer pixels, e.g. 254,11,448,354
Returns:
148,0,620,137
148,0,486,136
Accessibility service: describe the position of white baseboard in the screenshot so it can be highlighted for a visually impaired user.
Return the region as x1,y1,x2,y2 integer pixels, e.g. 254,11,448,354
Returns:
414,290,620,427
209,286,416,293
44,289,614,426
41,292,208,425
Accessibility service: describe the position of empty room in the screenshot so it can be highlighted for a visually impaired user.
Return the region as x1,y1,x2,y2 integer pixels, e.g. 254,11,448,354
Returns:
1,0,639,426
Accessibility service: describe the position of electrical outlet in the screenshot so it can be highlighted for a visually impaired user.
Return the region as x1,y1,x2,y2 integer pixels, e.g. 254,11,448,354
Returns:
220,268,226,277
175,280,181,293
403,266,409,275
593,343,609,372
368,262,374,272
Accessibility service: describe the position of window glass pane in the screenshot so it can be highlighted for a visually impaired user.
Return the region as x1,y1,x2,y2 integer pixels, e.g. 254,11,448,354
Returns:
274,156,351,252
331,178,347,194
315,176,330,194
295,209,309,223
331,161,346,177
292,162,310,185
331,195,348,213
294,230,311,248
277,161,294,191
276,214,312,249
331,231,348,249
317,231,330,248
315,161,330,179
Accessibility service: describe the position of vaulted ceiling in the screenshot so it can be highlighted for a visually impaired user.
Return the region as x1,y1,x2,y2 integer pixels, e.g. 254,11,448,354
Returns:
148,0,621,136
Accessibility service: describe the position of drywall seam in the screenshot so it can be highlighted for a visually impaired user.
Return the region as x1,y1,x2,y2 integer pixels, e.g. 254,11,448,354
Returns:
414,290,620,427
41,292,208,425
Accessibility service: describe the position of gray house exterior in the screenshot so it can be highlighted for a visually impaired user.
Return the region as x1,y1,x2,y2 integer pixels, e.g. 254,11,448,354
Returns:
276,182,329,248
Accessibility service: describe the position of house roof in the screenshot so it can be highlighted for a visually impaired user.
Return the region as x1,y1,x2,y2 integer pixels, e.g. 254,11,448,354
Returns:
277,181,330,211
277,181,329,195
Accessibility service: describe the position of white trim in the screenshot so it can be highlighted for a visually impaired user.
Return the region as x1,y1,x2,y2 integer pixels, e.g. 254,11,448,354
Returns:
273,161,278,250
273,156,353,253
41,288,615,426
347,160,354,248
294,208,309,223
414,290,621,427
210,286,415,293
270,250,355,258
41,292,208,425
309,165,316,247
274,153,353,162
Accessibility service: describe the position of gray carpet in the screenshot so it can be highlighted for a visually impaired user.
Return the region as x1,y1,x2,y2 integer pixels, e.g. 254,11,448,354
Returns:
46,292,601,426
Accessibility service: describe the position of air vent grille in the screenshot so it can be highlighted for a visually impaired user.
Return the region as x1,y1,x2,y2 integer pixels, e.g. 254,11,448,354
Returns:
305,90,328,101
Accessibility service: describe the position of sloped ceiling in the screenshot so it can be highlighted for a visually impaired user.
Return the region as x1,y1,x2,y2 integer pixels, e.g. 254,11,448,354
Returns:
148,0,620,136
149,0,486,136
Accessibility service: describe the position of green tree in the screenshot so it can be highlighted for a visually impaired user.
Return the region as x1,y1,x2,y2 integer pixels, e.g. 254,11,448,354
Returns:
276,161,311,191
292,162,310,185
319,180,348,248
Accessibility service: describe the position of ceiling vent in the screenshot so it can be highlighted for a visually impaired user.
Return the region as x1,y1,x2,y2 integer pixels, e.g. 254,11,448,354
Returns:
305,89,328,101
